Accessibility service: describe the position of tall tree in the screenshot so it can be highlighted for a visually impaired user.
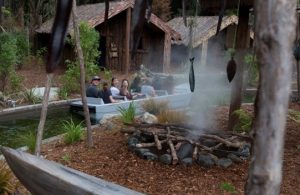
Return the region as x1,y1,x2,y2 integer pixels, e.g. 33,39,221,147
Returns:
72,0,93,147
246,0,297,194
152,0,171,21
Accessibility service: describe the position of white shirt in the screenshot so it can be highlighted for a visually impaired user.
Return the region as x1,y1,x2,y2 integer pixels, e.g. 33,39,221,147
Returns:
110,86,120,96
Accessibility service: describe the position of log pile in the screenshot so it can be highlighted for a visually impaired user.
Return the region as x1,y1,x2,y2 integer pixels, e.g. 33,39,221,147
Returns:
122,123,252,167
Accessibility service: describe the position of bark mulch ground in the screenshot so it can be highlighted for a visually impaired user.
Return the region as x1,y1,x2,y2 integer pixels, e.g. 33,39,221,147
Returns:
35,105,300,195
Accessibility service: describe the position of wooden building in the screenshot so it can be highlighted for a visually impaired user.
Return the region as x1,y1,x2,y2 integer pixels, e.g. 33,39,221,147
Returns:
168,15,253,69
36,0,181,73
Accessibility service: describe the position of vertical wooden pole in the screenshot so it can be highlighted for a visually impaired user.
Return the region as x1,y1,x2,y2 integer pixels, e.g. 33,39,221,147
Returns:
246,0,296,194
125,7,131,75
228,7,249,131
163,34,171,73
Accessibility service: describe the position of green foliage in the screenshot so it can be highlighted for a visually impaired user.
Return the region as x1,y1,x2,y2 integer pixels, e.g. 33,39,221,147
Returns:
288,109,300,123
8,70,23,93
61,22,100,93
61,154,71,163
0,32,18,91
57,87,69,100
102,67,112,81
142,99,169,115
220,182,236,193
63,119,84,145
15,32,30,67
17,131,36,153
232,109,252,133
245,54,258,87
0,161,14,194
118,101,136,124
23,88,42,104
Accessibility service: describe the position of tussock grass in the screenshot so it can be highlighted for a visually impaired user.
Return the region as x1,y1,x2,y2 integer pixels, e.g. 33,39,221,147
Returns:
157,110,188,124
62,119,84,145
142,99,169,115
118,101,136,124
0,161,14,194
17,131,36,153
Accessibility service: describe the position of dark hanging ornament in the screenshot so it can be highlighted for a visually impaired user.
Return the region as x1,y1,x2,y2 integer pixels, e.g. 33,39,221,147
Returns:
189,57,195,92
294,40,300,61
227,56,237,82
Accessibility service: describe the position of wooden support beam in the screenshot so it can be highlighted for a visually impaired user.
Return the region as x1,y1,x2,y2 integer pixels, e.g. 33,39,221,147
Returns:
200,40,208,67
228,7,250,131
163,34,171,73
125,7,131,75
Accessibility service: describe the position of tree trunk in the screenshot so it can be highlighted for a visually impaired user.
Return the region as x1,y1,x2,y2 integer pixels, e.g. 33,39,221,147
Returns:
0,0,3,26
104,0,110,69
35,73,53,156
245,0,296,194
228,7,249,131
72,0,93,148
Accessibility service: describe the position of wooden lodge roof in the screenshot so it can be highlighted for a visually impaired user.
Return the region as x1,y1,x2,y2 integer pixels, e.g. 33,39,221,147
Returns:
36,0,181,41
167,15,239,47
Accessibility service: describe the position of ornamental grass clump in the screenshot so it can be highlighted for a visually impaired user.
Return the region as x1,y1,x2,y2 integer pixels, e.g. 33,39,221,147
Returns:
0,161,14,194
142,99,169,115
118,101,136,124
17,131,36,153
157,110,188,124
63,119,84,145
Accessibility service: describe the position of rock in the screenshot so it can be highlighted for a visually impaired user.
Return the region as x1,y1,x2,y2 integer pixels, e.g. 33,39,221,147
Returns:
177,142,193,160
237,144,251,158
104,121,116,131
99,114,120,125
140,112,158,124
181,158,193,166
159,154,172,165
32,87,59,101
217,158,233,168
143,151,158,160
127,137,140,151
201,139,218,147
197,154,215,168
227,153,243,163
134,148,150,158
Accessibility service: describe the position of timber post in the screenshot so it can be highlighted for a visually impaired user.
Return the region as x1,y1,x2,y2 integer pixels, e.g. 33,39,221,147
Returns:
125,7,131,75
228,7,250,131
163,33,171,73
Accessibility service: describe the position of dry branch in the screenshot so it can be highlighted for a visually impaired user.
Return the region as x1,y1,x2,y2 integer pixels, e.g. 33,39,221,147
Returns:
153,133,162,150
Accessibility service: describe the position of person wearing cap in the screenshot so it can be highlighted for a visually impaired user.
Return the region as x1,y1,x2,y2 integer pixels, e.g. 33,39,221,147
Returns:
86,76,102,98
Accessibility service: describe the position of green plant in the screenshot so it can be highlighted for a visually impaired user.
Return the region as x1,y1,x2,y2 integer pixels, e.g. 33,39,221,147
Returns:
23,88,42,104
157,110,188,124
244,53,258,87
8,70,23,93
61,22,100,93
102,67,112,81
118,101,136,124
62,119,84,145
0,161,14,194
0,32,18,92
232,108,252,133
61,154,71,163
17,131,36,153
142,99,169,115
288,109,300,123
57,87,69,100
220,182,236,193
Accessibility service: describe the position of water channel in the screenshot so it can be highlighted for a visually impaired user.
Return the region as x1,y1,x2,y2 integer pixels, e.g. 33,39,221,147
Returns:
0,106,83,149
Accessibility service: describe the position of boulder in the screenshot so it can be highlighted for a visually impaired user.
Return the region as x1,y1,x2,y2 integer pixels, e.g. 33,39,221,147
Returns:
177,142,193,160
142,151,158,161
99,114,120,125
159,154,172,165
197,154,215,168
32,87,59,101
140,112,158,124
181,158,193,166
217,158,233,168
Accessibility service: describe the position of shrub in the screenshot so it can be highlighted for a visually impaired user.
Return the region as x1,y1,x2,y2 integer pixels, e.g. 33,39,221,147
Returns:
232,109,252,133
220,182,236,193
17,131,36,153
63,119,84,145
288,109,300,123
22,88,42,104
157,110,188,124
118,101,136,124
0,161,14,194
142,99,169,115
57,87,69,100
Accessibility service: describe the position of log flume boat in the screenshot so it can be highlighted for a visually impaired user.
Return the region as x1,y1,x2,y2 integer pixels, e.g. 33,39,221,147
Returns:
1,147,143,195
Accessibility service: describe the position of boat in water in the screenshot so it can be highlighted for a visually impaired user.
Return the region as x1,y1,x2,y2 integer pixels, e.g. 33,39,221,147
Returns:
1,146,143,195
70,91,192,122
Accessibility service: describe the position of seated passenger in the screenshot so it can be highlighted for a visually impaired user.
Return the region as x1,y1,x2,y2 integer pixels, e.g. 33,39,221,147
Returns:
86,76,102,98
130,76,142,93
110,77,120,96
100,82,118,104
120,79,144,100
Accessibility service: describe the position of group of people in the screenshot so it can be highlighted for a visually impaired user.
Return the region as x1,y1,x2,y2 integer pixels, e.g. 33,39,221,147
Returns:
86,75,156,104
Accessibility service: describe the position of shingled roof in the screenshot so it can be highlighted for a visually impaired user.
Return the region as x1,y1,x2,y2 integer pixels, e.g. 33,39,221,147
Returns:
168,15,238,47
36,0,181,41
